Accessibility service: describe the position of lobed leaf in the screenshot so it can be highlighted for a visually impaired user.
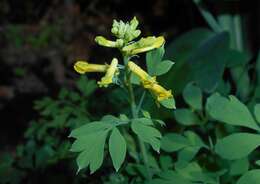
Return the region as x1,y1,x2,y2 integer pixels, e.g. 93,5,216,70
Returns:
76,130,108,173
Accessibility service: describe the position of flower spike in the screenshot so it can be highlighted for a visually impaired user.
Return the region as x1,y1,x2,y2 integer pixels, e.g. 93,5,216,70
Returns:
98,58,119,87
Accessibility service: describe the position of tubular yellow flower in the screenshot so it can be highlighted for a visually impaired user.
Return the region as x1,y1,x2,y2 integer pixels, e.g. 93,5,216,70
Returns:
128,61,149,81
74,61,108,74
149,84,173,102
95,36,123,48
128,61,157,86
127,61,172,101
98,58,119,87
122,36,165,55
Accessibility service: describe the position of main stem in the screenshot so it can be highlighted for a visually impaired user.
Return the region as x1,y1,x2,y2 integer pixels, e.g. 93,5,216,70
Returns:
123,56,151,180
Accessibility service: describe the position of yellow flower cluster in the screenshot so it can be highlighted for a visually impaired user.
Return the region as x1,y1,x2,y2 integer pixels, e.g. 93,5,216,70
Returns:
94,17,165,56
73,17,173,102
74,58,119,88
128,61,173,102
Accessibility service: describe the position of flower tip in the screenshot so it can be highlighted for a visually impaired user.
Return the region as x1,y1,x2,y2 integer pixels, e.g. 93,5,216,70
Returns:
74,61,88,74
94,36,105,44
155,36,165,48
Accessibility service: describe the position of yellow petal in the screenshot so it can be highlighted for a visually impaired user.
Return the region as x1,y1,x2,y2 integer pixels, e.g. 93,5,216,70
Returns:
74,61,108,74
149,84,173,102
122,36,165,55
128,61,157,86
128,61,149,81
98,58,119,87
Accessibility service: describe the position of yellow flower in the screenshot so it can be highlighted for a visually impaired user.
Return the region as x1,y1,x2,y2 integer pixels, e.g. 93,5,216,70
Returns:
95,36,124,48
149,84,173,102
98,58,119,87
127,61,156,86
74,61,108,74
122,36,165,55
127,61,172,101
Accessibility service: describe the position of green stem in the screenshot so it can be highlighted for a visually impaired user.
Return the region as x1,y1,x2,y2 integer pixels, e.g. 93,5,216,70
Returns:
123,56,152,180
136,91,146,116
193,0,222,33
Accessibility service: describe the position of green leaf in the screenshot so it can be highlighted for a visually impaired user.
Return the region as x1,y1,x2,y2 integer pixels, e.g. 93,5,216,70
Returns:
150,170,192,184
254,104,260,124
35,145,55,168
225,50,249,68
161,133,190,152
237,170,260,184
183,82,202,110
178,146,201,162
177,131,207,162
187,31,230,92
230,158,249,176
206,93,260,131
109,128,126,172
215,133,260,160
70,132,100,152
174,109,201,126
255,160,260,166
75,130,108,173
101,115,127,126
156,60,175,76
132,117,154,126
76,76,97,96
162,30,229,94
216,80,231,95
175,161,218,184
163,28,214,94
184,131,206,148
146,45,164,76
130,72,140,85
131,118,162,152
160,98,176,109
165,28,214,63
159,156,174,171
146,45,174,76
161,131,206,159
69,121,112,138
